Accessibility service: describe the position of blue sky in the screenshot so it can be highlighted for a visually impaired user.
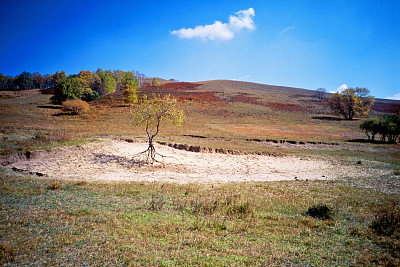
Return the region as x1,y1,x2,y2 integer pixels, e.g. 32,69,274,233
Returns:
1,0,399,99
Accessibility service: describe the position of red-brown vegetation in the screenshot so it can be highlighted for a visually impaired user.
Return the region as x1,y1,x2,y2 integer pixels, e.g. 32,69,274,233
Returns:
230,94,261,105
265,102,305,112
230,93,306,112
140,82,222,104
61,99,90,115
371,102,400,114
40,88,55,95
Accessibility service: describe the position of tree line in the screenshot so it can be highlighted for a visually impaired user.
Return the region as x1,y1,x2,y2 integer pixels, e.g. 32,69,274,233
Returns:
0,69,145,104
0,69,145,91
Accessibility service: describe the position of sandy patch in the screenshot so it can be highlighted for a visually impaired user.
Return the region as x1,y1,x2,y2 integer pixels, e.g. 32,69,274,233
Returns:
2,138,381,183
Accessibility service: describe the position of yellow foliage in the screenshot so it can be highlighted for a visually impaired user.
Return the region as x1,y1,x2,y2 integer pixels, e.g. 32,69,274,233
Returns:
329,88,375,120
134,94,184,135
152,78,160,86
123,80,139,104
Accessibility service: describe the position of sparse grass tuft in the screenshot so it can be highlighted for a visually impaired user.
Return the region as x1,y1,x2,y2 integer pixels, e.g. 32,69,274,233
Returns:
148,193,164,211
47,180,61,190
371,203,400,237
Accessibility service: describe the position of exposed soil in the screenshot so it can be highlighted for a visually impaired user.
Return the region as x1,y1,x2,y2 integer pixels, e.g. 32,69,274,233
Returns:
1,137,387,184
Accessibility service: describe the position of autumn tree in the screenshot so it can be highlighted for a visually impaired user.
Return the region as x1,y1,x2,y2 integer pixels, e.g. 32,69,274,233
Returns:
329,88,375,120
96,68,116,95
123,79,140,105
113,69,125,91
78,71,100,101
133,94,184,164
53,71,67,86
124,71,137,88
32,72,44,89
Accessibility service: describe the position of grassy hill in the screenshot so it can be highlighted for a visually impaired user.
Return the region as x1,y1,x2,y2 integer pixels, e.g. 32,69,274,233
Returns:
1,79,399,156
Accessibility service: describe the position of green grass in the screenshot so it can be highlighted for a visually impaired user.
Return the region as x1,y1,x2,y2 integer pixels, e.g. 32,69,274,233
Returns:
1,171,399,266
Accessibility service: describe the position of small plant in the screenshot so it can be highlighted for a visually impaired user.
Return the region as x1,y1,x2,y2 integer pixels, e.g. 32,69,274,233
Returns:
306,204,333,220
61,99,90,115
152,78,160,86
370,203,400,237
148,193,164,211
47,180,61,190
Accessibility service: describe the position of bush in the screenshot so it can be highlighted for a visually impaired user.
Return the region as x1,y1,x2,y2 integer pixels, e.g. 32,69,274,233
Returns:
62,99,90,115
152,78,160,86
371,203,400,237
306,204,333,220
81,89,100,102
52,76,83,104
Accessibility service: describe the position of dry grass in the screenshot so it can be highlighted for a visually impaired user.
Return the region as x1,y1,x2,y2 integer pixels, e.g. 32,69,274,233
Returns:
0,81,399,265
0,173,399,266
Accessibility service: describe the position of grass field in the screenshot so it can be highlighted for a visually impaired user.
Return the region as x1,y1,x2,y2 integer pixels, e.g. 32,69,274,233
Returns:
1,80,400,265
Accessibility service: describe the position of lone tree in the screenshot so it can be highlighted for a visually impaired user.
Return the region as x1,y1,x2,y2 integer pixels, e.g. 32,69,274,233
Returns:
134,94,184,164
329,87,375,120
316,88,326,101
152,78,160,86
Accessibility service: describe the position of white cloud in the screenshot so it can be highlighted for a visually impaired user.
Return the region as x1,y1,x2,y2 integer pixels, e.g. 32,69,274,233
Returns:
279,25,296,36
171,8,255,41
330,84,348,94
388,93,400,100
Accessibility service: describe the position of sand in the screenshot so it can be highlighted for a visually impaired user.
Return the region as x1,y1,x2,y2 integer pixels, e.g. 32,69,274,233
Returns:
2,137,379,184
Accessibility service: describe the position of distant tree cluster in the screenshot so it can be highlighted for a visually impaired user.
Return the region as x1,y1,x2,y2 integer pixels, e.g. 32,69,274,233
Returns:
329,88,375,120
0,71,56,90
0,69,145,105
360,115,400,143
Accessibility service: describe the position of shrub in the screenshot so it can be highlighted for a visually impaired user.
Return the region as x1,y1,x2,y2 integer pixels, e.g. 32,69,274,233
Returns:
306,204,333,220
81,89,99,102
47,180,61,190
148,193,164,211
371,203,400,237
62,99,90,115
152,78,160,86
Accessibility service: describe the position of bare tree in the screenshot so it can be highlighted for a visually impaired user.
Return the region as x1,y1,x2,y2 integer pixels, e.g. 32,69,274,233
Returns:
134,71,146,88
316,88,326,101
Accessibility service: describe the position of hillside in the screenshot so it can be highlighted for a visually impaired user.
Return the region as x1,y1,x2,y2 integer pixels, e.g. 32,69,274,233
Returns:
1,79,399,157
1,79,400,266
